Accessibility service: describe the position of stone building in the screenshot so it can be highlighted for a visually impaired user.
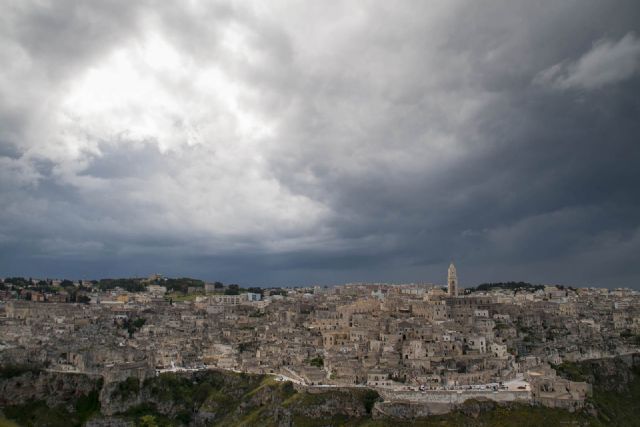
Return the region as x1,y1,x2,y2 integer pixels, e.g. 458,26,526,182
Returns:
448,263,458,297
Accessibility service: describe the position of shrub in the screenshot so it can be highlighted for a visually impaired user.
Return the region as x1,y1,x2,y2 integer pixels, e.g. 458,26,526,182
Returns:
309,357,324,368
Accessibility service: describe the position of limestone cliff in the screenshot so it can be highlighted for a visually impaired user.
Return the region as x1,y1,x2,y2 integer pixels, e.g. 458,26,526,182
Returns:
0,369,100,410
2,355,640,426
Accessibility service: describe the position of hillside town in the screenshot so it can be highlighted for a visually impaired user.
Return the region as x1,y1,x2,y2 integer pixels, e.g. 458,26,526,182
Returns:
1,265,639,412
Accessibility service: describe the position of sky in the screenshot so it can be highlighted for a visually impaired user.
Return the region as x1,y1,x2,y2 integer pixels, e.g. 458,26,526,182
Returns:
1,1,639,288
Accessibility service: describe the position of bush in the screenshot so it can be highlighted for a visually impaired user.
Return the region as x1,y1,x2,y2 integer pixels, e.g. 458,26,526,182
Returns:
360,390,380,414
112,377,140,399
4,400,78,427
164,278,204,294
309,357,324,368
75,389,101,420
98,279,146,293
224,284,240,295
0,364,41,379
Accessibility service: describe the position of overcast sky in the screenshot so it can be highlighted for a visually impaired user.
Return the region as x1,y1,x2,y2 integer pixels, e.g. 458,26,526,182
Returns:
1,1,639,287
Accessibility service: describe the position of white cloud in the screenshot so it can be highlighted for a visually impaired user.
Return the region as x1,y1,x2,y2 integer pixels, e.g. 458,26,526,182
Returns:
2,1,491,257
51,30,329,248
535,32,640,90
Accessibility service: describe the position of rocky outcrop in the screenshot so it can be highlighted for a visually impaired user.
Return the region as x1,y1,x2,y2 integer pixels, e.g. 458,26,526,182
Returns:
457,398,499,418
288,388,377,419
372,399,498,420
99,377,148,416
3,356,639,426
84,418,133,427
372,401,448,419
556,353,640,392
0,370,101,410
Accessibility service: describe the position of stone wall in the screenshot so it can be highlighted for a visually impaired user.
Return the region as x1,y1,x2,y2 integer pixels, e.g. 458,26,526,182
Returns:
378,388,530,405
373,400,452,418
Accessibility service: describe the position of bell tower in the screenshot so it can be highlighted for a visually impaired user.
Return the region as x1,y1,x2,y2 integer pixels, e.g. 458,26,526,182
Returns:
447,262,458,297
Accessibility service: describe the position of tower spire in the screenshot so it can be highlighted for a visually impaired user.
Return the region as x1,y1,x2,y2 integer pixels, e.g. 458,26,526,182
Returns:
448,262,458,297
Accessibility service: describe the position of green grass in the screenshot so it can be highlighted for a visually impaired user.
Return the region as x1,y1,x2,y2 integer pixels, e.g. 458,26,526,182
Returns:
244,375,288,399
0,417,19,427
120,403,176,426
3,400,81,427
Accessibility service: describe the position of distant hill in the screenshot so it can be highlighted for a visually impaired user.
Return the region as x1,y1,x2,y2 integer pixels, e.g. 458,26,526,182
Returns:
466,281,545,293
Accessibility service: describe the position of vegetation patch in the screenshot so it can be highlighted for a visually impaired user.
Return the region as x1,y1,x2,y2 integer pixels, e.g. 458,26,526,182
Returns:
119,403,176,426
466,282,545,293
74,388,101,421
0,417,20,427
553,361,589,382
3,393,101,427
4,359,640,426
0,364,41,379
112,376,140,400
309,356,324,367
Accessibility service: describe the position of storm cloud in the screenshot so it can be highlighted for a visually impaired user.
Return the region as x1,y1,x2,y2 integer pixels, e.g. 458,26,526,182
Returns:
1,1,639,287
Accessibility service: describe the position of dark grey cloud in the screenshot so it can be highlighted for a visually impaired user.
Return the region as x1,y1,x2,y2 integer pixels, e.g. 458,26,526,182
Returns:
0,1,639,287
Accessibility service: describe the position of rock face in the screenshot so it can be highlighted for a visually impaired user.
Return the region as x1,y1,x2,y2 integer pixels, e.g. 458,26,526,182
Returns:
372,401,443,419
289,388,376,418
99,377,149,416
85,418,133,427
371,399,494,419
556,353,640,392
2,356,639,426
457,398,499,418
0,370,101,410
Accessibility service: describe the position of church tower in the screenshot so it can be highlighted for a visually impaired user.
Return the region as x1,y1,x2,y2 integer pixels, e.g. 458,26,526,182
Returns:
448,262,458,297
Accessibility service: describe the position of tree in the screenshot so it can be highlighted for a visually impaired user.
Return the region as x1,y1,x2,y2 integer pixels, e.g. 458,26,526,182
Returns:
309,356,324,367
98,278,146,293
123,317,146,337
225,284,240,295
164,278,204,294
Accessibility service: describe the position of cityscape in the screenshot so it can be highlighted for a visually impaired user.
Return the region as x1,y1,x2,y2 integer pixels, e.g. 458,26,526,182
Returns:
1,266,639,425
1,0,640,426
